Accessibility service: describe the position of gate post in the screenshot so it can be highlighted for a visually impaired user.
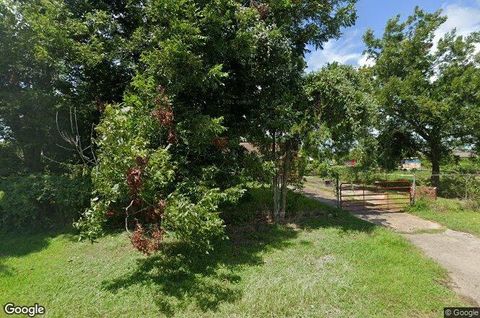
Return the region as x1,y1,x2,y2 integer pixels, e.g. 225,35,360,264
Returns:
363,185,365,209
335,174,341,208
411,173,416,205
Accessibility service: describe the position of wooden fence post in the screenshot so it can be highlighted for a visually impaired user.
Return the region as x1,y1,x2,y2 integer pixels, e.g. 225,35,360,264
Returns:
411,173,416,205
335,174,341,208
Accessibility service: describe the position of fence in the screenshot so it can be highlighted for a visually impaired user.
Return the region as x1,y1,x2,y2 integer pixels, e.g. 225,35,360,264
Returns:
306,171,480,211
339,180,412,212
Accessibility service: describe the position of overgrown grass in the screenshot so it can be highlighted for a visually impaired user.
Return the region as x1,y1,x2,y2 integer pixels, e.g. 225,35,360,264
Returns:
408,198,480,237
0,190,466,317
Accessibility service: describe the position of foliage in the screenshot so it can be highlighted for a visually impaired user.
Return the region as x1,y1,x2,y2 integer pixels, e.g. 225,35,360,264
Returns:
436,174,480,206
304,64,376,158
302,63,379,187
364,7,480,185
162,189,230,251
400,159,480,203
0,174,91,232
376,125,418,170
75,94,245,253
310,165,400,186
189,0,358,222
0,0,138,172
0,0,64,171
1,0,360,253
303,63,377,173
0,142,23,176
221,185,346,225
73,0,361,252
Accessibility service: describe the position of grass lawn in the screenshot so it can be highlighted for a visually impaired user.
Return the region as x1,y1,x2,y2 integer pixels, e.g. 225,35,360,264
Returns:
0,192,466,317
408,198,480,237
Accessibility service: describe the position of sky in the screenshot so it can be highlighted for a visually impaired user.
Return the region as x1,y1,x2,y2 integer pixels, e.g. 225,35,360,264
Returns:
306,0,480,71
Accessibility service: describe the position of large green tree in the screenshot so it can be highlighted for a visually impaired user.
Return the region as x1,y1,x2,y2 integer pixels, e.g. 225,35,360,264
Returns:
0,0,69,171
75,0,358,251
241,1,357,221
364,7,480,185
0,0,139,172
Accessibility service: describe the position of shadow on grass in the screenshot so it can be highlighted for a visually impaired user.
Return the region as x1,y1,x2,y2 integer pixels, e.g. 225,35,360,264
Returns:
291,206,377,234
101,224,298,316
102,195,376,316
0,230,75,275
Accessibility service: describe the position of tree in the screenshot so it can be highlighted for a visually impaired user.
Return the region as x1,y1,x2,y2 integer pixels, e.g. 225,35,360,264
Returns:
376,123,418,170
240,1,358,221
0,0,139,172
0,0,67,171
303,63,377,169
75,0,359,251
364,7,480,186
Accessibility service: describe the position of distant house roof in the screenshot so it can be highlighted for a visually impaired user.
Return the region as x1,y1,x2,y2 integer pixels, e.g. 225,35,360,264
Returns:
453,149,477,158
344,159,356,167
402,158,421,164
240,142,261,154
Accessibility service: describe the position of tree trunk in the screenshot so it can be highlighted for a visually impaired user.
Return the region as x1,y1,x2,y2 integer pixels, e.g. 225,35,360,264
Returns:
431,156,440,189
429,140,441,189
23,144,43,172
271,131,280,222
273,172,281,221
279,173,287,220
279,143,290,221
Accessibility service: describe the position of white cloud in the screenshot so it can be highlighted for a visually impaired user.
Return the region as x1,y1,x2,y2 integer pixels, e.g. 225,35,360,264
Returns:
306,1,480,72
357,54,375,67
435,2,480,41
431,2,480,55
306,31,369,72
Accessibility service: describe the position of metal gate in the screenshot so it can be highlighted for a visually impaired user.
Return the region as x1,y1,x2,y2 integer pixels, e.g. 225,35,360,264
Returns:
339,180,412,212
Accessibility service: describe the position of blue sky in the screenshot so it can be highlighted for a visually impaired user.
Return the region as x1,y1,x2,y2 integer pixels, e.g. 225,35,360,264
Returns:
306,0,480,71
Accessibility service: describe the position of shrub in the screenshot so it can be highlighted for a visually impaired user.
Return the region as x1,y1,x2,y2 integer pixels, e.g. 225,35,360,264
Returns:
435,165,480,207
76,87,246,254
408,198,430,212
0,174,91,232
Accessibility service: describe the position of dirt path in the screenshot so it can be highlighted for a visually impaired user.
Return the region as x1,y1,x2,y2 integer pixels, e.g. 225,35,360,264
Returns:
302,180,480,305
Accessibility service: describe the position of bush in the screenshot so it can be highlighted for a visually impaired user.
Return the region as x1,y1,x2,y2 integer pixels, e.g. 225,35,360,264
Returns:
0,173,92,232
436,170,480,207
410,163,480,207
408,198,430,212
76,92,246,254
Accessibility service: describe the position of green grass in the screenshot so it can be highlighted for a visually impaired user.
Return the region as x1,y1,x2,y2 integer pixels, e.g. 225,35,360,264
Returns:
0,193,466,317
408,198,480,237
